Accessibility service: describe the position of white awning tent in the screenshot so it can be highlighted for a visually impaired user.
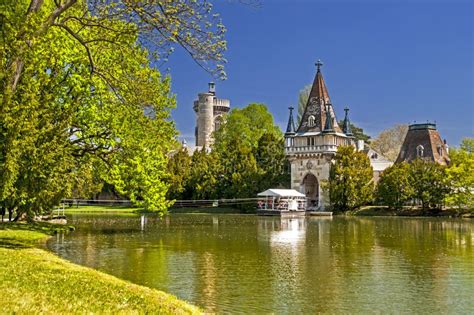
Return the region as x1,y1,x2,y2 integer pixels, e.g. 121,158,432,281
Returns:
257,189,306,211
257,189,306,198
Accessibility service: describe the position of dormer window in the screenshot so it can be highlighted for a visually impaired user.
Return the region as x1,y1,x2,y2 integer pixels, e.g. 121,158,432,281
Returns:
437,145,443,156
308,115,315,127
371,153,378,159
416,145,424,158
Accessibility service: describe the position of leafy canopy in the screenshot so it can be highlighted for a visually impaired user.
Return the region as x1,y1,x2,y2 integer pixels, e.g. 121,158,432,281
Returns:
329,146,374,211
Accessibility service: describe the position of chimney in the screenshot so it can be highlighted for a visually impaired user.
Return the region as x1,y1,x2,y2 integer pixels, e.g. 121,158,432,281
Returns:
444,139,449,154
208,82,215,95
357,139,365,152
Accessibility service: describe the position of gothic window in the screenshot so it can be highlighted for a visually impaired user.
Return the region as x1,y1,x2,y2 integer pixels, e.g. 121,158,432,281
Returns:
308,115,315,127
416,145,424,158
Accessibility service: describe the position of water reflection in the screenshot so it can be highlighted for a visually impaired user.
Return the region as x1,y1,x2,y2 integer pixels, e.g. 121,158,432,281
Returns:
48,214,474,314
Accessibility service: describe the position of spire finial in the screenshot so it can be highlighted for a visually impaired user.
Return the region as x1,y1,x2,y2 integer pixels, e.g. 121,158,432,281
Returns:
285,106,296,135
315,59,323,71
342,106,353,136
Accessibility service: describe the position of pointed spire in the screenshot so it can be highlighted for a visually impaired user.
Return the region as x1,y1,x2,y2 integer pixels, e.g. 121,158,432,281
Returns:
285,106,296,135
296,60,341,133
342,107,353,136
323,103,334,133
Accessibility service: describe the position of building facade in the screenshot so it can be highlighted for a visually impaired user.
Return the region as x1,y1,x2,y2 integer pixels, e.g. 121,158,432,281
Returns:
194,82,230,149
396,123,450,165
284,61,356,209
284,61,392,209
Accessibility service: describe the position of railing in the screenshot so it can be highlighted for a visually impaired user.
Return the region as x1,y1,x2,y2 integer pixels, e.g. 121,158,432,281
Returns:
285,145,338,154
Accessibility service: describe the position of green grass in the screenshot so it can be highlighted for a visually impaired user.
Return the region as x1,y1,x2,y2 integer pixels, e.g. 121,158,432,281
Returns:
64,205,142,213
0,223,200,314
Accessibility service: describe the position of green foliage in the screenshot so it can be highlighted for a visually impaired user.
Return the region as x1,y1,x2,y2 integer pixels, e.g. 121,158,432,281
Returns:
1,0,224,216
337,120,371,143
213,103,281,151
329,146,374,211
166,104,289,204
167,148,193,200
297,84,312,124
213,104,288,200
445,138,474,209
409,159,450,210
376,162,414,209
187,148,221,200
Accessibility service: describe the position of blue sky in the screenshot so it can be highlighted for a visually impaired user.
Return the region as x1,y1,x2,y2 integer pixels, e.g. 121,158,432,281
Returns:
165,0,473,147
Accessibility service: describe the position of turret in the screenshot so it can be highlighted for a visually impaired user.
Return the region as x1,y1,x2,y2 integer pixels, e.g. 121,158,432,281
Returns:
342,107,353,137
285,106,296,147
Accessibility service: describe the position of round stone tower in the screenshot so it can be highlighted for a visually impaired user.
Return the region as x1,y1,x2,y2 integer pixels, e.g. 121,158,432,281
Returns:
194,82,230,149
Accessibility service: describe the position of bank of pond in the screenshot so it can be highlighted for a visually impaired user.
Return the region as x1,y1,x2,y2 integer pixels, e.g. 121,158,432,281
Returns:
1,212,472,313
0,222,200,314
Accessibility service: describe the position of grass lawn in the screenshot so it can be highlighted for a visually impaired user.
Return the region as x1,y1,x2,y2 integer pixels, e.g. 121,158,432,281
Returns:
64,205,142,213
0,223,200,314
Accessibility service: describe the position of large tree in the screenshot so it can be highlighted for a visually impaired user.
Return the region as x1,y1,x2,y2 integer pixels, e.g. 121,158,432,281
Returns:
0,0,228,217
329,146,374,211
213,103,288,199
445,138,474,209
410,159,450,210
376,162,414,209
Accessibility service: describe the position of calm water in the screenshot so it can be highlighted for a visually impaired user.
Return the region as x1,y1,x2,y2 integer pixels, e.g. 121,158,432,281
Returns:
47,214,474,314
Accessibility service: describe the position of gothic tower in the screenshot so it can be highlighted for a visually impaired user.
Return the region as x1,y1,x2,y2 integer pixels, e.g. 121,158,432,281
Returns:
193,82,230,149
285,60,355,209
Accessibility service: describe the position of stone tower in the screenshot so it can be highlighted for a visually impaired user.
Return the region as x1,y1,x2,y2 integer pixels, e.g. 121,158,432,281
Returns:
284,60,356,209
193,82,230,148
396,123,450,165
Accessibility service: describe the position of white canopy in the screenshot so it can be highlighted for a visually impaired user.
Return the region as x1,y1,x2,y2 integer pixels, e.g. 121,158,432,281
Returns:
257,189,306,198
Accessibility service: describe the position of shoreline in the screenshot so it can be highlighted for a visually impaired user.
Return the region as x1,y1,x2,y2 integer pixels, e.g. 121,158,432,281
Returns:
0,222,201,314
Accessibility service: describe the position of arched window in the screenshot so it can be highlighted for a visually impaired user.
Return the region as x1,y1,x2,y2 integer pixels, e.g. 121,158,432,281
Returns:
308,115,315,127
416,145,424,158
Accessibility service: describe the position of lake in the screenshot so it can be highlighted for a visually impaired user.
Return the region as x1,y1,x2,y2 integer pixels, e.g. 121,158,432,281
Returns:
47,214,473,314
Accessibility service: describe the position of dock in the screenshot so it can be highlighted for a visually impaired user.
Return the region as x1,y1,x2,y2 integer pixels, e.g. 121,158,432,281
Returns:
307,211,333,216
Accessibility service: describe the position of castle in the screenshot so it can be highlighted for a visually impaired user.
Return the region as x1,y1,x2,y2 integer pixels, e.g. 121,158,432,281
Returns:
192,61,449,209
193,82,230,149
284,61,392,209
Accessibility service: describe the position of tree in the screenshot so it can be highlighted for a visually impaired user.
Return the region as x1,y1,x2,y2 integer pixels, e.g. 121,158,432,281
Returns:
410,159,450,210
212,103,288,200
337,120,371,143
376,162,414,209
445,138,474,209
167,148,193,200
1,0,228,217
187,148,221,200
255,132,290,190
297,84,311,124
371,124,408,161
2,0,227,98
329,146,374,211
